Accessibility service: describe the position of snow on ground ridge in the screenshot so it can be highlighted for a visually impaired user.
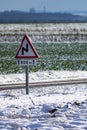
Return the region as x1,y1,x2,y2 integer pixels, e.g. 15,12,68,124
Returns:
0,70,87,84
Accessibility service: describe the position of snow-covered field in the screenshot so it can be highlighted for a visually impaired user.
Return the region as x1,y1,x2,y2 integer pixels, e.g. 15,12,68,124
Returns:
0,23,87,43
0,23,87,129
0,71,87,130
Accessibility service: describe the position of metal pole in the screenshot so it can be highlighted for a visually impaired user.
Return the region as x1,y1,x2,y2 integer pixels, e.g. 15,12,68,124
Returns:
25,65,29,94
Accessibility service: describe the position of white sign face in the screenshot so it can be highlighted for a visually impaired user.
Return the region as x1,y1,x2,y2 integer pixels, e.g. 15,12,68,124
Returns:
15,34,38,59
17,59,35,66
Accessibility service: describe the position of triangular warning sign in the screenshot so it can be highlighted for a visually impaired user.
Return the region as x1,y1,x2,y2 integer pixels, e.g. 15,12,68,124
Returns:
15,34,38,59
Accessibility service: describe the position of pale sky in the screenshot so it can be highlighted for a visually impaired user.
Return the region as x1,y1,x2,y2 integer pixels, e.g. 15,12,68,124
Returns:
0,0,87,12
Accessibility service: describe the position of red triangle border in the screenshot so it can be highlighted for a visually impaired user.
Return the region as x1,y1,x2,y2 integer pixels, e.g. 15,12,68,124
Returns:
15,34,38,59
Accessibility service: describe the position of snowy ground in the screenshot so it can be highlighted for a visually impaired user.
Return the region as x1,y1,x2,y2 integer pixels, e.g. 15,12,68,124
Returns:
0,70,87,84
1,23,87,43
0,71,87,130
0,23,87,129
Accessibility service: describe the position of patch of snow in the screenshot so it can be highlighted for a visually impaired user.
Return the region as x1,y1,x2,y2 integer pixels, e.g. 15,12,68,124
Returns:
0,71,87,129
0,70,87,84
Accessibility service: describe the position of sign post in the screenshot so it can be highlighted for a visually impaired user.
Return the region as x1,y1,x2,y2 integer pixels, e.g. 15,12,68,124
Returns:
15,34,38,94
25,65,29,94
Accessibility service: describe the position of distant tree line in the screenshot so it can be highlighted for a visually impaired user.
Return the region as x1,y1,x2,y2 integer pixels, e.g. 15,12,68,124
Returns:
0,11,87,23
